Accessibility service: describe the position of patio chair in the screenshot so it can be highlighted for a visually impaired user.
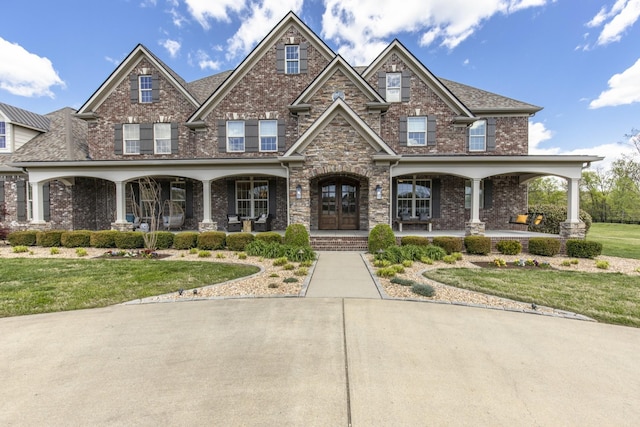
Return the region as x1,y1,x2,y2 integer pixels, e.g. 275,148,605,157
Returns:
253,213,273,232
227,214,242,232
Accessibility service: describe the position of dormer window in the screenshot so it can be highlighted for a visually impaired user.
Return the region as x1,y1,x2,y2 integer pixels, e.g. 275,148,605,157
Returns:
139,75,153,103
285,45,299,74
378,70,410,102
0,121,6,150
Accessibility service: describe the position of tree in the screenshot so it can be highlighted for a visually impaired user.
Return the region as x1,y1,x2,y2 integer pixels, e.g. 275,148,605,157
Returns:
580,168,612,222
136,177,161,251
527,177,566,207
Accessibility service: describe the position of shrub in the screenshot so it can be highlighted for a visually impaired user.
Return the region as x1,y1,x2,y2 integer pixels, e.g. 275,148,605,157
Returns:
255,232,283,244
174,232,199,250
528,204,592,235
283,277,299,283
273,257,289,266
402,260,413,267
420,256,434,265
246,240,284,258
411,283,436,297
283,245,315,262
150,231,174,250
237,252,247,260
443,255,457,264
390,277,415,286
295,267,309,276
376,267,397,278
452,252,463,261
464,236,491,255
400,235,430,247
215,252,226,259
198,250,211,258
226,232,255,251
114,231,145,249
391,264,405,274
596,260,609,270
61,230,92,248
7,231,37,246
284,224,310,247
423,244,447,261
90,230,119,248
373,259,392,268
12,245,29,253
432,236,463,254
528,237,561,257
50,247,60,255
282,263,295,270
268,283,279,288
75,248,88,257
368,224,396,254
496,240,522,255
197,231,226,250
188,248,198,255
36,230,64,247
566,239,603,259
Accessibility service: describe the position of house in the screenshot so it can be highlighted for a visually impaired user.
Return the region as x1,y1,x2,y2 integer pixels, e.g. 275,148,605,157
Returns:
1,12,601,240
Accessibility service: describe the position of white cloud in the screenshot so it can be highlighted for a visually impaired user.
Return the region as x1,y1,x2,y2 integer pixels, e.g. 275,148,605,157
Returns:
589,58,640,108
169,7,188,27
586,0,640,46
0,37,65,98
105,56,121,66
528,121,555,154
161,39,181,58
183,0,246,30
321,0,551,65
194,50,221,71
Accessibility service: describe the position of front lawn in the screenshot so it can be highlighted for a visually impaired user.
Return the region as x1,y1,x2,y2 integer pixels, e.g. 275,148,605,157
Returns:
0,258,259,318
423,268,640,327
588,222,640,259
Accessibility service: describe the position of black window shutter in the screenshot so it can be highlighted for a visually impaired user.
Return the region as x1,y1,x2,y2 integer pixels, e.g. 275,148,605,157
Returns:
114,124,123,154
43,182,50,221
218,120,227,153
0,180,5,204
227,180,236,214
391,179,397,218
299,43,308,73
401,70,411,102
140,123,154,154
268,180,276,217
431,179,441,218
399,116,408,146
277,119,286,151
130,74,138,103
427,116,437,146
245,120,259,152
151,73,160,102
171,122,179,154
483,179,493,209
487,118,497,151
185,181,193,219
276,43,285,74
377,71,386,99
17,180,26,221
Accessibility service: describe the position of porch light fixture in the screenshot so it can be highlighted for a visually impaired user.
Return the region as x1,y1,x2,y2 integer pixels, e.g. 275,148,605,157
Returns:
375,185,382,200
296,185,302,199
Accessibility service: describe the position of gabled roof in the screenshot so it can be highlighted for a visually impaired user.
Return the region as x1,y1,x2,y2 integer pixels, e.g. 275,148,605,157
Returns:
10,107,88,162
438,78,542,114
186,70,234,104
282,97,397,159
0,102,50,132
362,40,474,118
289,55,387,108
188,11,336,124
76,44,199,116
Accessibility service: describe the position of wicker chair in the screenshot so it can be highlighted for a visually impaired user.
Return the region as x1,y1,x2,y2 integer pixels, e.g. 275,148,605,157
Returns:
253,213,273,232
227,214,242,232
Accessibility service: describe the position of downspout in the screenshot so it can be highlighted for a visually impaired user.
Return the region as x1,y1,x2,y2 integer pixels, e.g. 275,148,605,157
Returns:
281,162,290,226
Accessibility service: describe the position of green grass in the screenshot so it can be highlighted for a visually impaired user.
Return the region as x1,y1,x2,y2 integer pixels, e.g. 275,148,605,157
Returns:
0,259,259,318
423,268,640,327
588,223,640,259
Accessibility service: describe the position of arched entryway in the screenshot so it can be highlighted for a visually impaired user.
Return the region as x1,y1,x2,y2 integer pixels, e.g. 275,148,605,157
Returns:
318,177,359,230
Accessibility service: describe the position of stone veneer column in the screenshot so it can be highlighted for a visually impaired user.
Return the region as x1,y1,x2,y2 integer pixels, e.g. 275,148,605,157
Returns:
465,221,485,236
560,221,586,239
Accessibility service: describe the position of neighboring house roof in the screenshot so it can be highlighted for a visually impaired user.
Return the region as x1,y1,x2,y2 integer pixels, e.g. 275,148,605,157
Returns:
188,11,336,123
11,107,88,162
0,102,50,132
186,70,233,104
438,78,542,115
76,44,200,117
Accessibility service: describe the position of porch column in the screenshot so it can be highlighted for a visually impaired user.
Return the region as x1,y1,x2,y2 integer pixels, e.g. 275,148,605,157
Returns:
470,178,482,223
114,181,127,224
566,178,580,223
30,181,46,224
202,179,212,223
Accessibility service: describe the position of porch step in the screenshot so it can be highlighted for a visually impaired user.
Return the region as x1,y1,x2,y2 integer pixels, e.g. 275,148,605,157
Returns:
310,236,369,251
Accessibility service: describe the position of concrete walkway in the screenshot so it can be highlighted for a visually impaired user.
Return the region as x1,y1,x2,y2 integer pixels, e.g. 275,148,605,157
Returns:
305,251,381,299
2,299,640,426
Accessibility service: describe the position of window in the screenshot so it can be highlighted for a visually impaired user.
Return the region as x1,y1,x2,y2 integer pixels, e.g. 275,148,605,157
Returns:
407,117,426,146
469,120,486,151
396,177,431,218
259,120,277,152
0,121,5,150
27,182,33,221
236,179,268,217
285,45,299,74
139,75,153,103
154,123,171,154
227,121,245,152
123,124,140,154
386,73,401,102
465,180,484,209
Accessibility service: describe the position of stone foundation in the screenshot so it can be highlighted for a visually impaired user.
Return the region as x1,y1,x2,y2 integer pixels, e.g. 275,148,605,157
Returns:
111,222,134,232
560,221,586,239
465,221,485,236
198,221,218,232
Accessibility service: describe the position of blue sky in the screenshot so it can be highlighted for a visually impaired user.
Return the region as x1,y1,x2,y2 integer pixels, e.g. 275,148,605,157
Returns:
1,0,640,169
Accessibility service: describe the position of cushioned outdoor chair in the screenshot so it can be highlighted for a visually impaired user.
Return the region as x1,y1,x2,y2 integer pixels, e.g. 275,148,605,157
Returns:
253,213,273,232
227,214,242,232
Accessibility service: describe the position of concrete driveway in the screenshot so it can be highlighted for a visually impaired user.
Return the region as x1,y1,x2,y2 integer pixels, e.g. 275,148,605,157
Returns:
1,298,639,426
